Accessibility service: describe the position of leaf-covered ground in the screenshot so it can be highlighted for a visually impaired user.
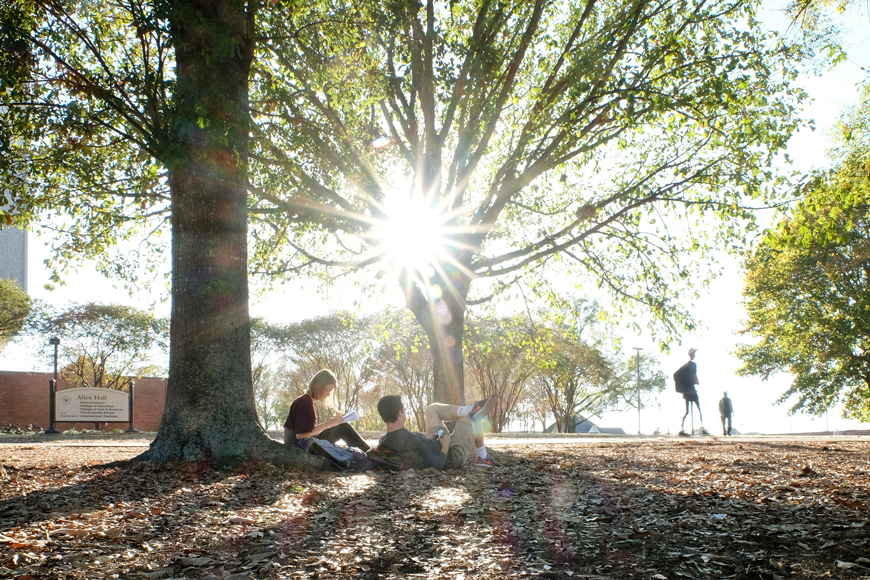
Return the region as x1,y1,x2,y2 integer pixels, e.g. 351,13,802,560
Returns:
1,436,868,579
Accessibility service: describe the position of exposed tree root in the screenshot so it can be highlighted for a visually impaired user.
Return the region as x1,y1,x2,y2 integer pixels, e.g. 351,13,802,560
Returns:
125,431,331,471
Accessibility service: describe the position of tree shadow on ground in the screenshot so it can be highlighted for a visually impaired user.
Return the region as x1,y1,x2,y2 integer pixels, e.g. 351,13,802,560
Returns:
178,441,868,579
1,441,868,579
0,446,325,533
742,440,862,455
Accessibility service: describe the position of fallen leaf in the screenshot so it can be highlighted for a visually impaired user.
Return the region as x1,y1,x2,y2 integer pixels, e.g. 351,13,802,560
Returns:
178,556,212,566
142,567,174,579
246,550,277,562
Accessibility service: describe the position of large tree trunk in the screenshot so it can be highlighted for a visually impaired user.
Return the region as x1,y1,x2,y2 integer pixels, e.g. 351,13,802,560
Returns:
143,0,318,468
405,274,468,405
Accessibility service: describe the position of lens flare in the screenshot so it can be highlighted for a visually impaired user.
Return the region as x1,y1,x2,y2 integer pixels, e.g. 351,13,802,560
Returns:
375,196,448,273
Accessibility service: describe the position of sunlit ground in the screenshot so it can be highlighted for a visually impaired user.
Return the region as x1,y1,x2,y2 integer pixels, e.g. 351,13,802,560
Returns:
416,486,472,512
1,438,868,579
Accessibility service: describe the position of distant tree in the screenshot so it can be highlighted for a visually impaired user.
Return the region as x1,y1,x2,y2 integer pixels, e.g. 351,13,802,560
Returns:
272,367,307,432
369,308,434,432
253,366,286,432
520,380,552,433
0,278,31,347
529,302,664,432
619,350,668,422
32,303,168,390
276,312,378,422
464,315,537,433
250,318,289,431
533,332,616,433
737,83,870,421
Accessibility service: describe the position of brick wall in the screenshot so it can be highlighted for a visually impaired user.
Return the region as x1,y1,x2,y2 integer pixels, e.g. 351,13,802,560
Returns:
0,371,166,432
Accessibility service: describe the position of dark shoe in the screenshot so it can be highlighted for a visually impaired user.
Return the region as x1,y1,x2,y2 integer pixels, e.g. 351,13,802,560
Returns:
469,395,494,421
475,456,494,468
678,430,690,436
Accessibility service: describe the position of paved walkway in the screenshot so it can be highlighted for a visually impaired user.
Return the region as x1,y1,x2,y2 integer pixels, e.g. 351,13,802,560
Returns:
2,432,867,447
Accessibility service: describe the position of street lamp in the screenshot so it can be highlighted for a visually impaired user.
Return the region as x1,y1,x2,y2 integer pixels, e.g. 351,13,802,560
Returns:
48,337,60,385
46,337,61,435
633,347,643,435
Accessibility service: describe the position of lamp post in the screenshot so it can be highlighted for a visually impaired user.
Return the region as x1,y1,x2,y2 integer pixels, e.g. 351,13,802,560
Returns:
633,347,643,435
45,337,61,434
49,337,60,384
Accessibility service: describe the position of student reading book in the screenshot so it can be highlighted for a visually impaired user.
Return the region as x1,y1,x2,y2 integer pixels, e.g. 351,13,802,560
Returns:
282,370,370,452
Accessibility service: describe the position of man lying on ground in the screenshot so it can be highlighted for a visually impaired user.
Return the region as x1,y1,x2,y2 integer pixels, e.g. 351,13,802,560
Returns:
375,394,497,469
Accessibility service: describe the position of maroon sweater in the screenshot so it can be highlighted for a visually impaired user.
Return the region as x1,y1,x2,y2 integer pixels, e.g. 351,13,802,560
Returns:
284,393,316,435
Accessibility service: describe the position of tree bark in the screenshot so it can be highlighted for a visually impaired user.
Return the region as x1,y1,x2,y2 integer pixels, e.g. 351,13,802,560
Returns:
142,0,320,468
406,275,468,405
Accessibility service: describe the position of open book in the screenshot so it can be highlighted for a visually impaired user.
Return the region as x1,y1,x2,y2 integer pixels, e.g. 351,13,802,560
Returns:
343,409,363,423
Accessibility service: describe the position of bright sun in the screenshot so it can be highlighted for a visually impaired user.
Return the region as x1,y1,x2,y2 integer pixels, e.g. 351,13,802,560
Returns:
376,195,449,273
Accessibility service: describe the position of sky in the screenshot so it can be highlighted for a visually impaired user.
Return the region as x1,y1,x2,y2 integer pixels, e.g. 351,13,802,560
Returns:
2,1,869,435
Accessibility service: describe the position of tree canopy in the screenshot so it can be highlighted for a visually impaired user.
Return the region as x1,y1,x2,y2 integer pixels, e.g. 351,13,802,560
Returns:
245,0,806,402
784,0,863,68
0,278,31,346
29,302,168,389
736,82,870,421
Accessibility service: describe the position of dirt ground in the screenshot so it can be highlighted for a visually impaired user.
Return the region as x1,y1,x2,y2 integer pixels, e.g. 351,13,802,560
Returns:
1,435,869,579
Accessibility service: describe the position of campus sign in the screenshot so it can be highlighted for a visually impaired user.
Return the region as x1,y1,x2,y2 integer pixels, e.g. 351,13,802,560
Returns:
56,388,129,422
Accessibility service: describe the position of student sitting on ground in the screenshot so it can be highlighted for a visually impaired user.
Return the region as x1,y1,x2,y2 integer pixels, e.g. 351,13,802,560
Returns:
375,394,496,469
283,369,370,452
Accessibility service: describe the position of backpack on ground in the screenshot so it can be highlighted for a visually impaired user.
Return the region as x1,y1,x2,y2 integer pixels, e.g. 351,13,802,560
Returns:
308,439,375,472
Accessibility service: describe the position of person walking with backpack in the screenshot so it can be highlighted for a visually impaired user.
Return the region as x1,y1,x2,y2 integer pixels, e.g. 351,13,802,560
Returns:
675,347,705,435
719,391,734,436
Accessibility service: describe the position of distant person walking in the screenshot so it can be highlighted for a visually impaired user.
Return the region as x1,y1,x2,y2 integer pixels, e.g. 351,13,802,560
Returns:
719,391,734,436
674,347,704,435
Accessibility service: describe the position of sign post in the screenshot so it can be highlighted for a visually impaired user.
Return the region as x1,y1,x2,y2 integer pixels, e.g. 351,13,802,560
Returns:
125,380,138,433
633,347,643,435
44,379,60,434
